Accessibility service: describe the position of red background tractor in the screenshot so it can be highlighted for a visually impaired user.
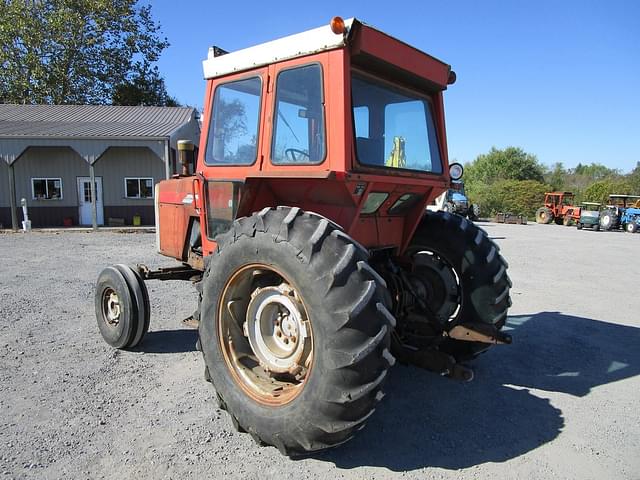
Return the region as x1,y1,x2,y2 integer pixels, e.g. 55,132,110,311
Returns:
536,192,581,225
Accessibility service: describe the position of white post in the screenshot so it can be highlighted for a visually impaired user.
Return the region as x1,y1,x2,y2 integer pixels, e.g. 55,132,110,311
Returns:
20,198,31,231
89,162,97,231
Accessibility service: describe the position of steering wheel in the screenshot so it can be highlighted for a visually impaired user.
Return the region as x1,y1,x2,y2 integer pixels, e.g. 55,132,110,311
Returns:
284,148,310,163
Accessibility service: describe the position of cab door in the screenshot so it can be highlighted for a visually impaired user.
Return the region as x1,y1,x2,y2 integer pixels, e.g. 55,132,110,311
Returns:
197,68,269,256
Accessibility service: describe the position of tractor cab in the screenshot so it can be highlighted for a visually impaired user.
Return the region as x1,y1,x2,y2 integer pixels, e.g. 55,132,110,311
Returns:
156,17,460,263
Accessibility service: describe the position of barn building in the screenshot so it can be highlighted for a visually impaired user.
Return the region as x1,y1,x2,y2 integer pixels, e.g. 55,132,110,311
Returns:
0,104,200,229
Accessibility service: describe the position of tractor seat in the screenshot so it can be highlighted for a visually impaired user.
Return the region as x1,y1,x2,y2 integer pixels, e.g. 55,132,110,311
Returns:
356,137,384,166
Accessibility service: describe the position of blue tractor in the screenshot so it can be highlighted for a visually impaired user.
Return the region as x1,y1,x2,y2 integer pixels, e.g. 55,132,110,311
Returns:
599,195,640,233
427,180,480,220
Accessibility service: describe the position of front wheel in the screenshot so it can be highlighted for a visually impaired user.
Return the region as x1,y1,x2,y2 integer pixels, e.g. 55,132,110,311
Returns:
199,207,394,455
95,265,149,349
627,222,638,233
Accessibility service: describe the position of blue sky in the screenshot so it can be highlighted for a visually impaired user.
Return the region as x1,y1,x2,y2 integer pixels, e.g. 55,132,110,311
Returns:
152,0,640,172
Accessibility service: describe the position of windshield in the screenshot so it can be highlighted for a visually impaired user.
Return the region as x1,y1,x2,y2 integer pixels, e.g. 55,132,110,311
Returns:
351,73,442,174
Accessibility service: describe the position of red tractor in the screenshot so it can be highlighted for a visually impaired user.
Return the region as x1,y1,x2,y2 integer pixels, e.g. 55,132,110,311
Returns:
95,17,511,455
536,191,581,225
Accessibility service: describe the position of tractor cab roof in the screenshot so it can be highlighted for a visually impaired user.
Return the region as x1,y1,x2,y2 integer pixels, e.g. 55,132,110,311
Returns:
202,17,453,89
608,194,640,199
580,202,602,206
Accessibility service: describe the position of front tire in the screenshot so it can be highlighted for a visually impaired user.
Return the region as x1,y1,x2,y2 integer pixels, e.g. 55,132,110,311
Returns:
627,222,638,233
95,265,149,348
199,207,394,455
404,212,511,361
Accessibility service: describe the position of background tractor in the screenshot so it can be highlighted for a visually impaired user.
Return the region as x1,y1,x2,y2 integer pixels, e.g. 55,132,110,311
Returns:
536,191,581,226
94,17,512,456
427,179,480,220
600,194,640,232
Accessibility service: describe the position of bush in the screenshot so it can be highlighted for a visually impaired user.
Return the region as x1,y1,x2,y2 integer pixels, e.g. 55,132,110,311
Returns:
468,180,548,218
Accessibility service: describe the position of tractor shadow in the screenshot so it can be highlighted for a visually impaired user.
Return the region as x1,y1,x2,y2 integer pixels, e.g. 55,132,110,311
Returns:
320,312,640,471
136,328,198,354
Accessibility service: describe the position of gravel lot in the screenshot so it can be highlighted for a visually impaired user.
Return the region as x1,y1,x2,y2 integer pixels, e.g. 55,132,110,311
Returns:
1,222,639,479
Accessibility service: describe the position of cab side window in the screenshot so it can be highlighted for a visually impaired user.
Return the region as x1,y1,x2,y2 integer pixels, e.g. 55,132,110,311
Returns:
206,76,262,165
271,64,325,164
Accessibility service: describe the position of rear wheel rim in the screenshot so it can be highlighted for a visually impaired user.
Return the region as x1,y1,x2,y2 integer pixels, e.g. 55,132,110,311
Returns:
410,250,461,325
217,264,314,406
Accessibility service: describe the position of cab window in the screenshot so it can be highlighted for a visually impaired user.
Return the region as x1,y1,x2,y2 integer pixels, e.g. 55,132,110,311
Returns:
206,76,262,165
271,64,325,164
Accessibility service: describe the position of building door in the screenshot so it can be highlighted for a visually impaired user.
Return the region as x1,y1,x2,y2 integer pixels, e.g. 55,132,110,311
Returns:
77,177,104,226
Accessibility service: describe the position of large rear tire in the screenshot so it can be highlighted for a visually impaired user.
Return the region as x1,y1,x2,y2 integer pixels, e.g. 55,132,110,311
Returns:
198,207,394,455
404,212,511,361
600,211,616,231
536,207,553,224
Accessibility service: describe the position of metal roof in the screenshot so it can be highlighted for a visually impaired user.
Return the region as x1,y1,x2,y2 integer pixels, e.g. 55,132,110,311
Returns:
0,104,196,138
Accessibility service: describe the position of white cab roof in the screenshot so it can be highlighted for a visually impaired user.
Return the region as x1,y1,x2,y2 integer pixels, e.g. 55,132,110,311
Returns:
202,18,356,79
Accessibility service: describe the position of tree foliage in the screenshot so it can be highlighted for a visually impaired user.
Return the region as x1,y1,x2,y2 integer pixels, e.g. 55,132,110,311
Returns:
111,65,179,106
464,147,548,217
464,146,639,217
0,0,174,105
465,147,545,185
470,179,548,217
583,179,635,205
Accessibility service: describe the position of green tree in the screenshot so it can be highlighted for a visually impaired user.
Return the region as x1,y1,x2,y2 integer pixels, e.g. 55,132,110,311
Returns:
545,162,566,191
112,64,179,106
0,0,171,105
465,146,545,186
572,163,619,180
628,162,640,193
583,179,635,204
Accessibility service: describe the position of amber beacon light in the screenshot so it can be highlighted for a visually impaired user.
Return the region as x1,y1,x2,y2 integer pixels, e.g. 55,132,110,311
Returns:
330,16,346,35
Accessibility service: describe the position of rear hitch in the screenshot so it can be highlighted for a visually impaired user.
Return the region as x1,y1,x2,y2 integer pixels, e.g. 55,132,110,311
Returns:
394,345,474,382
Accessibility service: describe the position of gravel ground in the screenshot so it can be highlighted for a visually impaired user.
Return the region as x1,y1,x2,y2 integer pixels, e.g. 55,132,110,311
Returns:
1,222,639,480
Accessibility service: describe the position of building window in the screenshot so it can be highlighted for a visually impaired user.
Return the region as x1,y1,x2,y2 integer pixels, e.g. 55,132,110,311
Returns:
32,178,63,200
125,178,154,199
